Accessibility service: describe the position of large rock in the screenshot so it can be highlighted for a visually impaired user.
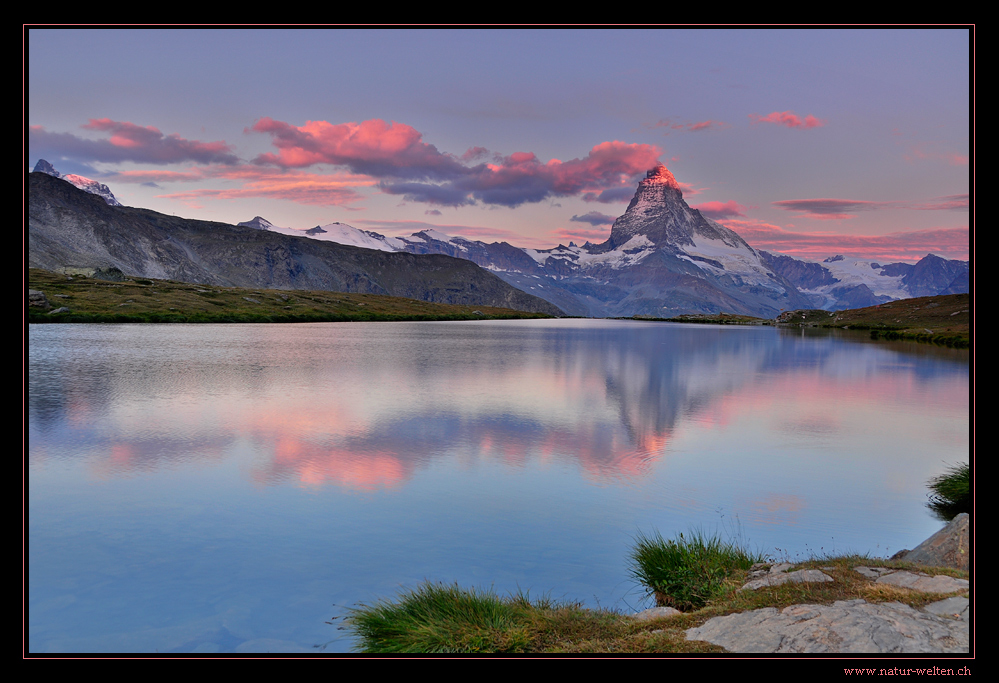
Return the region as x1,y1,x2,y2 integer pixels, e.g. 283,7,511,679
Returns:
892,513,969,570
686,599,968,653
28,289,51,309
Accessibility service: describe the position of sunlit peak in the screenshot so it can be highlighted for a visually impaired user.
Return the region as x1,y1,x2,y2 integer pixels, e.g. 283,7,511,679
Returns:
642,163,681,191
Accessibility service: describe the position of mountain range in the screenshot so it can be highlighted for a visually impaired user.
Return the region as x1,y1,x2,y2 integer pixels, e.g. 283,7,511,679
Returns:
238,164,969,317
27,171,563,315
28,160,969,318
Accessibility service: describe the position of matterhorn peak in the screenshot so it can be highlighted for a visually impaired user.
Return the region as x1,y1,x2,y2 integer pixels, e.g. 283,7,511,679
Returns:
642,163,682,192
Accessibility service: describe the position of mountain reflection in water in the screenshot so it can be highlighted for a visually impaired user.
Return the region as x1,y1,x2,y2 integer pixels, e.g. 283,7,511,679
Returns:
28,320,969,653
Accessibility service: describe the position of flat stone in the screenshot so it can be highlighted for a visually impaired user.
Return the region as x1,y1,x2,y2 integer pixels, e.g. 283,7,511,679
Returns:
854,566,895,579
875,571,969,594
686,599,968,653
923,597,970,622
739,569,833,591
632,606,682,621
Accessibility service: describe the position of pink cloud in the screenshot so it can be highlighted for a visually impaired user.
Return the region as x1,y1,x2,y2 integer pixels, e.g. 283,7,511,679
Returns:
903,143,969,166
250,117,662,208
904,194,969,211
111,169,207,183
570,211,616,226
773,198,884,220
461,146,490,161
691,200,747,219
749,111,826,129
774,196,970,219
249,117,463,179
685,120,726,132
649,119,728,133
29,119,239,165
152,166,374,208
552,227,611,244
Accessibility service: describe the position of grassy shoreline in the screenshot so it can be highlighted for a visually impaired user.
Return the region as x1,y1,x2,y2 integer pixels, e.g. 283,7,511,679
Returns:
774,293,970,348
347,524,968,653
345,554,968,654
624,293,970,349
26,268,555,324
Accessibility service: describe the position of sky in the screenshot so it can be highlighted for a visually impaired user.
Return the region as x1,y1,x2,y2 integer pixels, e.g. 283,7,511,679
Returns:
26,28,971,262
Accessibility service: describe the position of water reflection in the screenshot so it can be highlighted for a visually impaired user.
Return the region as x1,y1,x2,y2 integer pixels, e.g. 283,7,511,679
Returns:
29,321,968,491
28,320,969,653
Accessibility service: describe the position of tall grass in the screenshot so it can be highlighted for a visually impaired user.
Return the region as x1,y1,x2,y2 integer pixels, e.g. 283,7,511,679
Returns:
347,582,615,653
927,462,970,520
628,528,763,611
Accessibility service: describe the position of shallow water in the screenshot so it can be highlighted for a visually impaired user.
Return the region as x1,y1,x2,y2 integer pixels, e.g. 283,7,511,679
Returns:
27,320,969,653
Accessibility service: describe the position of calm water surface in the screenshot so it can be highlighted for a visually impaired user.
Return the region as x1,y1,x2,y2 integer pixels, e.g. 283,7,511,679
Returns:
27,320,969,653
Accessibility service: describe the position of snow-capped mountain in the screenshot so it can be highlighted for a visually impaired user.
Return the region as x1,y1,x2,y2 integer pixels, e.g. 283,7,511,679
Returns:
241,164,968,317
760,252,969,310
246,165,808,317
32,159,122,206
236,216,277,231
253,220,408,252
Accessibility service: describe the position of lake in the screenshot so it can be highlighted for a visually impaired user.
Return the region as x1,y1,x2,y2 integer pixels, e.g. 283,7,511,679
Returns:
27,319,970,653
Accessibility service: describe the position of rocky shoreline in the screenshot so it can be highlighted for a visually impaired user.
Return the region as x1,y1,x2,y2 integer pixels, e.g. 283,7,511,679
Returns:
636,514,971,654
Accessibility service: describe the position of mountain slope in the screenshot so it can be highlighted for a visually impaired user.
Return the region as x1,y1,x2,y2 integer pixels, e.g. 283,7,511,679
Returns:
32,159,122,206
27,172,565,315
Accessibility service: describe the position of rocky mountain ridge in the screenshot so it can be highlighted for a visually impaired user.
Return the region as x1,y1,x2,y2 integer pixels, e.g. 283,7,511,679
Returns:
32,159,122,206
26,172,564,315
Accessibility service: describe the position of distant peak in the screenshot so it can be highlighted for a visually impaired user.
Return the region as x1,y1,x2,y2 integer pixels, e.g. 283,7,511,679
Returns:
33,159,60,177
642,163,681,191
237,216,275,230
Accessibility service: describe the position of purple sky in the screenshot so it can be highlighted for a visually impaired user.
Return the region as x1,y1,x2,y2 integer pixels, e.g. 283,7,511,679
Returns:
27,28,971,262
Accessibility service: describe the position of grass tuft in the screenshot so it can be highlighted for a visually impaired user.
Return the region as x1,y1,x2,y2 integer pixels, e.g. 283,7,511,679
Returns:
927,462,970,521
628,528,763,611
347,582,593,653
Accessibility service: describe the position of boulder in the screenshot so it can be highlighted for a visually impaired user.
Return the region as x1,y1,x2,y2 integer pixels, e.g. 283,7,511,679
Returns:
892,513,969,570
28,289,51,309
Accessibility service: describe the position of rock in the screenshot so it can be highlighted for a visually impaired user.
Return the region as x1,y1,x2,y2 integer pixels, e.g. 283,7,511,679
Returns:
896,513,969,570
874,570,969,594
48,306,70,315
686,599,968,653
739,569,834,591
633,606,682,621
93,266,126,282
28,289,51,309
923,596,969,622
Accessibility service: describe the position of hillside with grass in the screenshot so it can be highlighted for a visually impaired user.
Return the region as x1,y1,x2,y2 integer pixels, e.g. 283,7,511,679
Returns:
26,268,554,324
776,293,970,348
